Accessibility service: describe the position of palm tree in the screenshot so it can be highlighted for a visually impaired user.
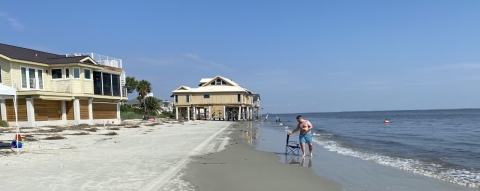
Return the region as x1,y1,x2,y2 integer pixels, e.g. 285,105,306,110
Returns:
125,76,138,95
144,97,161,115
136,80,152,116
136,80,151,99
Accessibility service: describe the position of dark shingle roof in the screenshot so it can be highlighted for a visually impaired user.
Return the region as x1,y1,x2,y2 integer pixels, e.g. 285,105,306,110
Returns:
47,56,89,64
0,43,91,65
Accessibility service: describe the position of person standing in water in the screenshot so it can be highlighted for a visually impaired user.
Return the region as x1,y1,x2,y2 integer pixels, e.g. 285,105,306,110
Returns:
289,115,313,158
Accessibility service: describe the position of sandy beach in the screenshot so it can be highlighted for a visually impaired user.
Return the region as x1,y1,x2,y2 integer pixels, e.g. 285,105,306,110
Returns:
0,120,233,191
0,120,339,191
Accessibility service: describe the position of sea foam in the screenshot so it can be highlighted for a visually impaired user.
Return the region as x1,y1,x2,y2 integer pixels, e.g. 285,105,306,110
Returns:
283,128,480,188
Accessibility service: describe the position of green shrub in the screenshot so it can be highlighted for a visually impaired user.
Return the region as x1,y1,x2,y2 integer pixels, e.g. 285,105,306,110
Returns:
157,112,173,118
121,111,144,120
0,120,9,127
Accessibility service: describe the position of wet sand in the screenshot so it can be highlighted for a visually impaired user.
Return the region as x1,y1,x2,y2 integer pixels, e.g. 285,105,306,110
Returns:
182,122,341,191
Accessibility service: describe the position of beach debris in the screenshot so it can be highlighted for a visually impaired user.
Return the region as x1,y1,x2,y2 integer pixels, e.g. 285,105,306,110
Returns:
23,135,38,141
145,122,162,126
105,131,118,136
44,135,66,140
108,127,121,130
85,128,99,132
125,125,140,128
36,128,64,133
70,132,90,136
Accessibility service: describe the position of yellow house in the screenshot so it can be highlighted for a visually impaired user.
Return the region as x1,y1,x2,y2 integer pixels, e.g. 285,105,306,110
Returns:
0,43,127,126
171,76,259,121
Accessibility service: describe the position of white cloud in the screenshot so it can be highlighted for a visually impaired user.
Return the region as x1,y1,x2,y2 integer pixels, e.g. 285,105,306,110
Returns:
0,11,24,31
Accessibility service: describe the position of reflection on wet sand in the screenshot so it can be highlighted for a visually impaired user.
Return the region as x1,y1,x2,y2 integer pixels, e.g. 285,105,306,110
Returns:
285,154,313,168
242,122,259,145
301,157,313,168
285,154,301,165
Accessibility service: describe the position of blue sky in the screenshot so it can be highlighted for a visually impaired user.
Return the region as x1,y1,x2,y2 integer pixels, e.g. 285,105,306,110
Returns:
1,1,480,113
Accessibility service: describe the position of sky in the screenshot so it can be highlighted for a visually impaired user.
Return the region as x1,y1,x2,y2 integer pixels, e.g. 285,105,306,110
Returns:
1,1,480,114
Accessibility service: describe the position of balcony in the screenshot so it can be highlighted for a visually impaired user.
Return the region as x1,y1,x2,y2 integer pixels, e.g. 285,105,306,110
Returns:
14,79,71,93
52,80,72,93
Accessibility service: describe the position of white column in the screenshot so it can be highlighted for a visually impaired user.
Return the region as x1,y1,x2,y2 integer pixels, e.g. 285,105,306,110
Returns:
88,99,93,123
0,99,6,121
73,99,80,124
26,98,35,126
192,106,196,120
116,102,120,122
250,107,253,120
175,107,179,120
247,106,250,120
238,106,241,120
187,107,190,120
61,101,66,121
243,107,246,120
223,106,226,120
208,106,211,120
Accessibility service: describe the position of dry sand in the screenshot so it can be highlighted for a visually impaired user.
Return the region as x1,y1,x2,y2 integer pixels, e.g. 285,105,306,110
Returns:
182,122,341,191
0,120,232,191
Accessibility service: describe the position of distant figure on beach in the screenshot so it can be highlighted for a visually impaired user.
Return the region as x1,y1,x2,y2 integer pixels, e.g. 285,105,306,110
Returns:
288,115,313,158
384,119,390,124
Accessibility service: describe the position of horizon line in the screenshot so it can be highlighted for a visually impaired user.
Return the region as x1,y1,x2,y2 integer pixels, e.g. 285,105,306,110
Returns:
268,107,480,115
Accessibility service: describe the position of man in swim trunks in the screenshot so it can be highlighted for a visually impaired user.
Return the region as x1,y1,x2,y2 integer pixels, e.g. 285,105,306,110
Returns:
288,115,313,158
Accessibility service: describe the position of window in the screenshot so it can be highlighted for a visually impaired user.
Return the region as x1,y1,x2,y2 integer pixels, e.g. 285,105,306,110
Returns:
186,95,190,102
51,69,62,79
20,66,44,90
204,94,210,98
93,71,102,95
84,69,91,80
28,68,36,88
0,65,2,83
38,69,43,89
237,94,241,102
112,74,120,96
65,68,70,79
73,68,80,79
93,72,121,96
102,73,111,95
210,78,227,85
175,95,178,103
21,68,26,88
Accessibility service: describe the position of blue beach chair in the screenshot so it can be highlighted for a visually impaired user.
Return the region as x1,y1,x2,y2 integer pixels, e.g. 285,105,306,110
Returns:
285,134,300,156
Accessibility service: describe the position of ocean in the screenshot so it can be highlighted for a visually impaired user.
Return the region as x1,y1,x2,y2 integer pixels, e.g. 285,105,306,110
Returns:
268,109,480,188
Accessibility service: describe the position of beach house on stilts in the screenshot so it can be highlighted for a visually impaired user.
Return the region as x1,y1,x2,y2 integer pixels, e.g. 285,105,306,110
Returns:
0,43,127,127
171,76,259,121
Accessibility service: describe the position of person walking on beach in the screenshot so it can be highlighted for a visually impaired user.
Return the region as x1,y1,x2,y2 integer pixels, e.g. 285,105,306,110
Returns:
288,115,313,158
